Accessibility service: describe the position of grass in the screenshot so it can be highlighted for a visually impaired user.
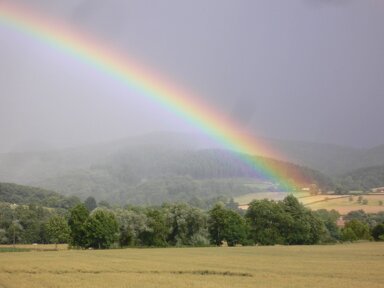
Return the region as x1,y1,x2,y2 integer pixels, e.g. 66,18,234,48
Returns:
0,244,67,251
0,243,383,287
0,247,30,253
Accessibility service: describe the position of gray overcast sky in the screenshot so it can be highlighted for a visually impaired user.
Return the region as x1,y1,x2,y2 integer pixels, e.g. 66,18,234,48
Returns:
0,0,383,152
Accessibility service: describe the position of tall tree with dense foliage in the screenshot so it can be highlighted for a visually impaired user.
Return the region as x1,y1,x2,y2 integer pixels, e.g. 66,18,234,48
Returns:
208,203,229,246
245,199,287,245
84,209,119,249
139,208,169,247
313,209,341,242
115,207,149,247
68,204,89,248
165,203,208,246
208,203,248,246
46,215,70,249
282,195,324,245
222,209,248,246
7,220,23,246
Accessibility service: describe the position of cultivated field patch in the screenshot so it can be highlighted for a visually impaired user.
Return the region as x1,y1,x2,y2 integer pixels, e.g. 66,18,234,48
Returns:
0,243,383,288
235,192,384,214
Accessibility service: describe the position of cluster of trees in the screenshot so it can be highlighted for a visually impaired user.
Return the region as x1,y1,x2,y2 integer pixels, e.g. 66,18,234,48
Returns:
0,202,56,244
2,196,384,249
340,209,384,241
245,196,324,245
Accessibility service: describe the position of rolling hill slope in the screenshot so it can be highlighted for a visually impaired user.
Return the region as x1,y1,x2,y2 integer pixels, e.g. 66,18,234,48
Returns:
1,132,383,205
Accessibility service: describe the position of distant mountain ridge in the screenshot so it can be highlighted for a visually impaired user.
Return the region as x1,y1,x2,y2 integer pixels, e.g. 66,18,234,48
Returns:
2,132,383,183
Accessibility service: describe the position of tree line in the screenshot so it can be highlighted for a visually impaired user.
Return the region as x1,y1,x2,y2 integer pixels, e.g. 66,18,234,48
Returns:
1,195,384,248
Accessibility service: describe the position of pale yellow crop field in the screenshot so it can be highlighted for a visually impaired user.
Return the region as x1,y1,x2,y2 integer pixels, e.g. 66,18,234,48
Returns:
303,194,384,214
1,243,384,288
235,192,384,214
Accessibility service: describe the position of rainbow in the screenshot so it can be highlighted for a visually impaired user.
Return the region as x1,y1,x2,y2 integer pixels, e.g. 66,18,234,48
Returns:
0,2,304,191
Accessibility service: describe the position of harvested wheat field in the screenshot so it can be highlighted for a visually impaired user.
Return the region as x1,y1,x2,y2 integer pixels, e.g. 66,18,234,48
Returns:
1,243,383,288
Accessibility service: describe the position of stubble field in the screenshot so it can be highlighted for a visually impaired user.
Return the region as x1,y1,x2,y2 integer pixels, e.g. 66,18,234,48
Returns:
1,242,383,288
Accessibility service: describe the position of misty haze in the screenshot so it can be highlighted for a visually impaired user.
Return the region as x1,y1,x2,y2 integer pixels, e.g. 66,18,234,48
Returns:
0,1,383,288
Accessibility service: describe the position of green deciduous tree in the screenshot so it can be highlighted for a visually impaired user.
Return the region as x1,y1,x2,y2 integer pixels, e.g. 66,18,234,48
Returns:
7,220,23,247
341,227,358,241
68,204,89,248
165,203,208,246
139,208,169,247
282,195,324,245
313,209,341,242
46,215,70,249
208,203,248,246
245,199,287,245
222,209,248,246
84,209,119,249
115,207,149,247
208,203,229,246
342,219,371,241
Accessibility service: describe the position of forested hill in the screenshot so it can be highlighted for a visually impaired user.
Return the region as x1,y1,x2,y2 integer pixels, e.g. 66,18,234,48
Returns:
0,182,79,208
4,132,384,205
33,148,333,205
336,165,384,191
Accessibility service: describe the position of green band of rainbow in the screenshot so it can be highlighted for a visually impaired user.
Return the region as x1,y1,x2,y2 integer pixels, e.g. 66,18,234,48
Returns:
0,3,303,191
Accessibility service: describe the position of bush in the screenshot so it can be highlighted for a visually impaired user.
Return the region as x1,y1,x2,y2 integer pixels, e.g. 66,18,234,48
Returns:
342,220,371,241
371,223,384,241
